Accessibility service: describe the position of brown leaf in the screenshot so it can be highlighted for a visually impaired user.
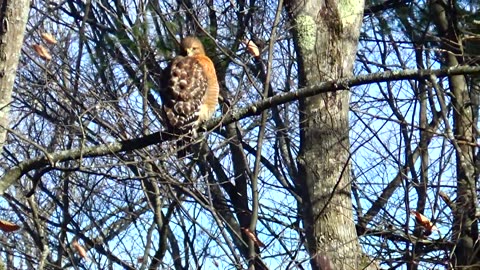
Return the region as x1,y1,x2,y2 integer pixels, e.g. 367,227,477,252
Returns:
32,44,52,60
243,39,260,57
0,219,20,232
72,240,90,261
137,256,144,263
410,210,438,232
241,227,265,247
41,32,57,44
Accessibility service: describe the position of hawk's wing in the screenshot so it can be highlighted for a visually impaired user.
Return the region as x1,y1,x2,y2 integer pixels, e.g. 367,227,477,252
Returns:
162,56,208,132
193,55,219,122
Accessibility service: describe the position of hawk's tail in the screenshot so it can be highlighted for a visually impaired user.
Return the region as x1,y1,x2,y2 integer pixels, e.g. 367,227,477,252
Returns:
175,130,198,158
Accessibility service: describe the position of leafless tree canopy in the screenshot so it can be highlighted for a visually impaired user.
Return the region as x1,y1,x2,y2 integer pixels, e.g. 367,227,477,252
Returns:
0,0,478,269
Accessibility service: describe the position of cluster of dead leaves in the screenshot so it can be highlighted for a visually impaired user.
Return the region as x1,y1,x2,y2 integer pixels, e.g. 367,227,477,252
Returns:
241,227,265,247
0,218,89,262
72,239,90,261
410,210,439,236
1,33,56,235
0,219,20,232
242,39,260,58
32,32,57,61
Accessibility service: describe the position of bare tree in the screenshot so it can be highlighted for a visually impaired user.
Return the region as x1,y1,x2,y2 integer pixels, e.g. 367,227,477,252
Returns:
0,0,30,155
0,0,480,269
285,0,365,269
430,0,477,267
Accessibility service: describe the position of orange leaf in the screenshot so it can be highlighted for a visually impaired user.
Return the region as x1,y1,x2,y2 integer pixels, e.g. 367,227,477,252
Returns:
241,227,265,247
41,32,57,44
410,210,438,232
32,44,52,60
243,39,260,57
72,240,90,261
0,219,20,232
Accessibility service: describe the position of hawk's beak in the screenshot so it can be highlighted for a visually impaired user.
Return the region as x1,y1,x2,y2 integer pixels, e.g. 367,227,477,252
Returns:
186,48,194,56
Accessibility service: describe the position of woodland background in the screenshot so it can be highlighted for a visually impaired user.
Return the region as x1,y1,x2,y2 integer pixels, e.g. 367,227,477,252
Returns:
0,0,479,269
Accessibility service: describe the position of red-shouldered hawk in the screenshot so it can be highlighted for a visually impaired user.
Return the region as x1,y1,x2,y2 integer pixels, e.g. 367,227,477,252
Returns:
161,36,219,154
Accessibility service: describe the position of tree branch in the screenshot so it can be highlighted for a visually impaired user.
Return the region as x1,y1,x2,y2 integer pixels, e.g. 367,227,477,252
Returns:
1,65,480,194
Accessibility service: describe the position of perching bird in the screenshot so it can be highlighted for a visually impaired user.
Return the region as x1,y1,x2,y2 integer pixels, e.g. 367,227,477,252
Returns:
160,36,219,155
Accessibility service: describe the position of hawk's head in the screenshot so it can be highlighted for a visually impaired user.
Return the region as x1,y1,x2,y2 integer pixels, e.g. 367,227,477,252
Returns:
181,36,206,56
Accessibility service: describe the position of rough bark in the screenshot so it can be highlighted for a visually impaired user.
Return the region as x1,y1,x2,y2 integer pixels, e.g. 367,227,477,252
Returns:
430,0,479,267
285,0,365,269
0,0,30,155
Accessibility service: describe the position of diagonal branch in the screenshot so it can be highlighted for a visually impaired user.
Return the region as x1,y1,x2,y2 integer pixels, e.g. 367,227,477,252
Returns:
1,65,480,194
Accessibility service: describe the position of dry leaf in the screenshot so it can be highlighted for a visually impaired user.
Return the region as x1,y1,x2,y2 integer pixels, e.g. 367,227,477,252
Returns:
241,227,265,247
32,44,52,60
410,210,438,232
41,32,57,44
137,256,144,263
72,240,90,261
243,39,260,57
0,219,20,232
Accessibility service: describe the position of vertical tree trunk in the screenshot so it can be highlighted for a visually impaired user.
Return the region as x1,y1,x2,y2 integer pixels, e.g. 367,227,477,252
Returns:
430,0,479,267
285,0,364,269
0,0,30,155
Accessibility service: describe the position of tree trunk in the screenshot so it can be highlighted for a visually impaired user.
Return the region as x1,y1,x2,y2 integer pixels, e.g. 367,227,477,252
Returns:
285,0,364,269
430,0,479,267
0,0,30,155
